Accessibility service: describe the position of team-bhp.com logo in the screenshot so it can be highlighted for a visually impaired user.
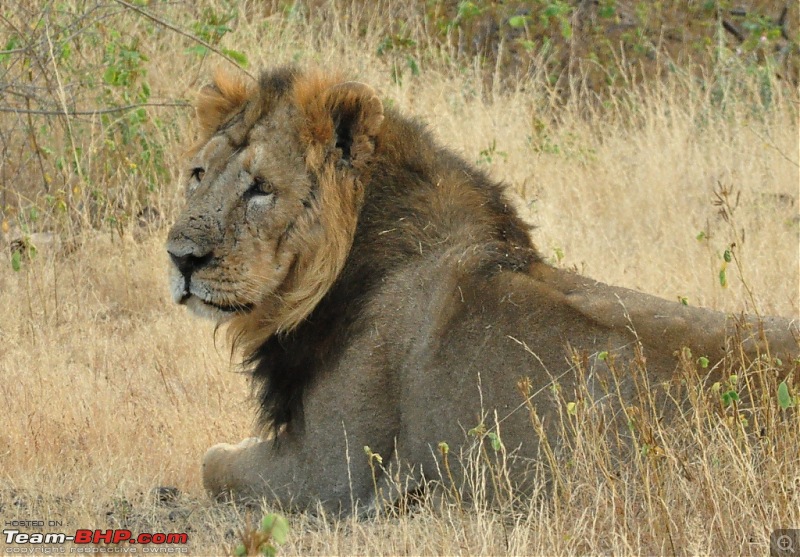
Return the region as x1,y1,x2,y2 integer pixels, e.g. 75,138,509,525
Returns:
4,528,189,553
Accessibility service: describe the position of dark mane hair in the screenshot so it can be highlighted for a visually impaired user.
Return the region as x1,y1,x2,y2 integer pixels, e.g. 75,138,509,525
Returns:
247,70,540,437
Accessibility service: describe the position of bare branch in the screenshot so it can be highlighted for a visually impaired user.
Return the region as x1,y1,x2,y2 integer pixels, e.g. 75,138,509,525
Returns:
722,20,745,43
777,5,789,41
0,46,30,55
0,101,191,116
746,125,800,169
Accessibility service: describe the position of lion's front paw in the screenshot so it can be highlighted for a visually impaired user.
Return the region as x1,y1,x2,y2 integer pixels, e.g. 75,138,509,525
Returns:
202,437,261,498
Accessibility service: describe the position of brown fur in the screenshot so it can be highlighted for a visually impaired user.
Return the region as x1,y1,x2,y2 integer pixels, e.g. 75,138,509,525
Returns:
195,69,250,141
166,67,798,515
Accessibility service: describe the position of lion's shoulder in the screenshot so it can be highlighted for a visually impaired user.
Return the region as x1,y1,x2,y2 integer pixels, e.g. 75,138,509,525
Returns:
174,67,540,433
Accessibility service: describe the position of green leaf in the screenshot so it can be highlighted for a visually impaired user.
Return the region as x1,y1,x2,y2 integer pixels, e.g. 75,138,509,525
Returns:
508,15,528,28
267,514,289,545
722,390,739,407
698,356,709,368
262,514,276,532
718,268,727,288
487,432,502,452
222,48,248,67
599,5,616,18
0,36,19,64
778,381,793,410
679,296,688,305
185,45,209,57
11,251,21,272
543,5,560,17
233,543,246,557
103,66,119,86
566,401,577,416
406,56,420,76
723,248,732,263
559,19,573,40
457,1,484,21
598,351,608,361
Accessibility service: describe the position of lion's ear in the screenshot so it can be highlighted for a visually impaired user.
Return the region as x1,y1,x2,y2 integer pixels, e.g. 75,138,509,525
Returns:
325,82,384,165
196,70,249,136
297,80,384,169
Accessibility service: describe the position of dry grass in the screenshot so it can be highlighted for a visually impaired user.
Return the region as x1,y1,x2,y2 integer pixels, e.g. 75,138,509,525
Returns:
0,1,798,555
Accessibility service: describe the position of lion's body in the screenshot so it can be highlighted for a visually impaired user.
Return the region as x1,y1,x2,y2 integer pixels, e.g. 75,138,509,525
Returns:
167,68,798,514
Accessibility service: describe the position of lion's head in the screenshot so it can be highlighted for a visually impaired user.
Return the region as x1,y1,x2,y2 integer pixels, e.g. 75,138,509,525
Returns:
166,68,384,351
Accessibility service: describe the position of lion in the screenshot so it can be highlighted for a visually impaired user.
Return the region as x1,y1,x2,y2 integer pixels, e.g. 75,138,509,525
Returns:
166,66,798,514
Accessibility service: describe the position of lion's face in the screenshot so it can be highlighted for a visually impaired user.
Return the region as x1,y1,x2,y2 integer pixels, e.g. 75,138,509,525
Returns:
167,105,312,320
167,69,384,345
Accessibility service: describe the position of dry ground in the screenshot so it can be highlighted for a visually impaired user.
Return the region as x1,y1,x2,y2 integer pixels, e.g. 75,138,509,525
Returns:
1,2,798,555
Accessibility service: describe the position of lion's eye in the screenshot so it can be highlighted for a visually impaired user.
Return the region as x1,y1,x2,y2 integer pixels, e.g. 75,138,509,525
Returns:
245,177,274,199
191,167,205,181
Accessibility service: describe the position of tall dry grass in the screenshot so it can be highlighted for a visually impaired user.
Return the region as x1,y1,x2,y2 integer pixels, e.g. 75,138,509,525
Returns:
0,1,798,555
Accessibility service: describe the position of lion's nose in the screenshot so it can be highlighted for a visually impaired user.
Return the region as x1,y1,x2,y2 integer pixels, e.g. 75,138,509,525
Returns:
168,248,212,278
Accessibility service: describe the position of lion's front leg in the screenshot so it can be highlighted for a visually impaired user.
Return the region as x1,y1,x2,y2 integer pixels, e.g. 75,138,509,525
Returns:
202,436,309,508
202,437,261,498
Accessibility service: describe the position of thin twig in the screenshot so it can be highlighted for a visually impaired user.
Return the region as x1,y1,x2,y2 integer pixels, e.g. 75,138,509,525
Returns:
777,5,789,41
721,20,744,43
0,101,191,116
0,127,8,211
746,125,800,168
0,46,30,55
110,0,255,80
0,4,59,107
0,4,112,58
45,20,84,185
23,85,49,192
